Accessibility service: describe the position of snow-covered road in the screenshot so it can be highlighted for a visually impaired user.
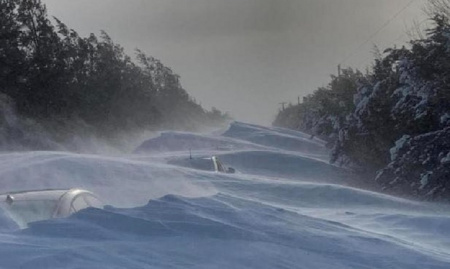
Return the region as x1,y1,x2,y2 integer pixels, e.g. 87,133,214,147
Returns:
0,122,448,268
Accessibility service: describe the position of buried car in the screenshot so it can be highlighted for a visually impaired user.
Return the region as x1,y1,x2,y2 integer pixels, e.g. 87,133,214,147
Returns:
0,188,103,228
169,155,235,173
212,156,235,173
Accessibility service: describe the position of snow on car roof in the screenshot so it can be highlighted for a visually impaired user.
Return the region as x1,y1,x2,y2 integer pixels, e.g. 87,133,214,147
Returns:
0,189,74,201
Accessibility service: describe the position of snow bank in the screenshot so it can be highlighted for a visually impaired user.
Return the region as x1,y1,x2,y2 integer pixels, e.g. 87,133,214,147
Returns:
223,122,327,155
1,192,448,269
134,130,264,153
0,122,448,268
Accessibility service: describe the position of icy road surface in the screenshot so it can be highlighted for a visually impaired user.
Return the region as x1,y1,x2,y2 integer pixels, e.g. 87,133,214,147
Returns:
0,122,449,268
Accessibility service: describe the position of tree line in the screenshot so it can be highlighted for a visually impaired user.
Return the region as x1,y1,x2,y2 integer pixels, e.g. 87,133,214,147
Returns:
274,1,450,201
0,0,228,149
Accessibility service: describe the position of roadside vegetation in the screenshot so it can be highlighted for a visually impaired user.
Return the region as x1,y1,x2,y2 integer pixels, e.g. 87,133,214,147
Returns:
274,0,450,200
0,0,229,150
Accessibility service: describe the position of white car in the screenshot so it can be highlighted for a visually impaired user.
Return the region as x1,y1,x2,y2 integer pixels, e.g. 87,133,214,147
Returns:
0,188,103,228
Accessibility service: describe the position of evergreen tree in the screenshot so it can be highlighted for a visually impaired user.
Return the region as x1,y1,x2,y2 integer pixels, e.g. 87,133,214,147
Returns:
0,0,228,147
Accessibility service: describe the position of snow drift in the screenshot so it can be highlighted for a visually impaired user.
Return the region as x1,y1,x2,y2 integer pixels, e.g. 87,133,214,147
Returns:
0,122,448,268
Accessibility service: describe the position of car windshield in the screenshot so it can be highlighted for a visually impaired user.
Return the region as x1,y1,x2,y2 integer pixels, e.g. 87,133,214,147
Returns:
215,158,226,172
1,200,58,228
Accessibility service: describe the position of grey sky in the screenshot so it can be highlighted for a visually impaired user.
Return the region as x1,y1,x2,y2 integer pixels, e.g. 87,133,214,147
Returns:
43,0,429,125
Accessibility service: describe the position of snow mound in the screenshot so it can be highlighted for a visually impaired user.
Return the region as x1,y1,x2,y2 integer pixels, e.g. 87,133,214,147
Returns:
0,193,446,268
217,150,351,183
0,122,449,268
134,130,263,153
0,151,217,207
223,122,328,155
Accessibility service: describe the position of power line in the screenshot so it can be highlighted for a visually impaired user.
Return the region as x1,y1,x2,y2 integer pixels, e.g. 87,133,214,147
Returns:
355,17,430,69
340,0,417,66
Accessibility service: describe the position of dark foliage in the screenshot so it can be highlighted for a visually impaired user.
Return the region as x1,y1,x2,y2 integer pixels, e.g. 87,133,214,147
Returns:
273,11,450,200
376,127,450,201
0,0,228,147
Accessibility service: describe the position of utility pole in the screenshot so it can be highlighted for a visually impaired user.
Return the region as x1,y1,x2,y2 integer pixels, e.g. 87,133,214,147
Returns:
279,102,287,111
338,64,341,77
297,96,300,105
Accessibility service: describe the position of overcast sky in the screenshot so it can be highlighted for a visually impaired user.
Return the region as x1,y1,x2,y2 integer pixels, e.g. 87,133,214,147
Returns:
43,0,429,125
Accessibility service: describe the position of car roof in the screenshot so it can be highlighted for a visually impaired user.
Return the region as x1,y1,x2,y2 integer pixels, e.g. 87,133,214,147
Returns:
0,189,90,202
